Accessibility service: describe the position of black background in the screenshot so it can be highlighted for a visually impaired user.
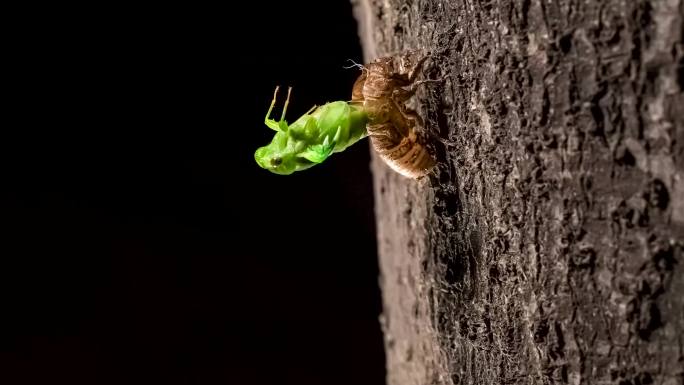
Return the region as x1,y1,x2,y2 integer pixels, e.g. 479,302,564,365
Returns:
2,2,384,384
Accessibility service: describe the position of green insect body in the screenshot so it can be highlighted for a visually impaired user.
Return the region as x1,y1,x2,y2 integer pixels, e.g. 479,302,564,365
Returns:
255,86,368,175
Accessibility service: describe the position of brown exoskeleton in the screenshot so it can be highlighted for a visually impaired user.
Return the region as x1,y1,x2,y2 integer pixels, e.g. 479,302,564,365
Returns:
350,51,436,179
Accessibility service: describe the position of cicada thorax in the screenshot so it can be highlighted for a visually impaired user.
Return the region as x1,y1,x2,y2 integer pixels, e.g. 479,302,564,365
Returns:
353,56,436,179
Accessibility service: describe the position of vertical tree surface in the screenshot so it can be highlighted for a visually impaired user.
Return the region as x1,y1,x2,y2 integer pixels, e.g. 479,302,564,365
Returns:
352,0,684,384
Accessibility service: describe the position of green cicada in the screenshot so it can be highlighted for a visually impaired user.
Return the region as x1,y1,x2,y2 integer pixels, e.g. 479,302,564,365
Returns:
254,86,368,175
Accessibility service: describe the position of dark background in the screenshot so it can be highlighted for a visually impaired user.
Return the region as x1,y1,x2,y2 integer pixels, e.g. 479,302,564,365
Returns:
1,2,384,384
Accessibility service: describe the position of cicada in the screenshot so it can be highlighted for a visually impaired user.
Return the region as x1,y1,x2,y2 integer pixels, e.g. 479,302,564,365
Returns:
254,86,369,175
254,52,436,179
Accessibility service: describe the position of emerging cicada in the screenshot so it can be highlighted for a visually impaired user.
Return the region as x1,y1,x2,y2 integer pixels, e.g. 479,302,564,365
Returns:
254,51,437,179
254,86,368,175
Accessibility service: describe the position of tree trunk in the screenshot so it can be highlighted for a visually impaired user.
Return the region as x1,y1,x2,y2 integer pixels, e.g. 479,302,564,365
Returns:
351,0,684,384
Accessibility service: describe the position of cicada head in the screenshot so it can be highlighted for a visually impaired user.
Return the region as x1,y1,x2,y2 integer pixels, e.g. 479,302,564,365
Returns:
254,133,315,175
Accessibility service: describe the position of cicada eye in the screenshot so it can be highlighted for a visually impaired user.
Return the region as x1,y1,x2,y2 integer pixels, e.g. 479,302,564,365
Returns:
270,157,282,167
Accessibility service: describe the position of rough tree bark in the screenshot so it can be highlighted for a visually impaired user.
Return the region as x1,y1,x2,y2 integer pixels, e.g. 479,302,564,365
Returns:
351,0,684,384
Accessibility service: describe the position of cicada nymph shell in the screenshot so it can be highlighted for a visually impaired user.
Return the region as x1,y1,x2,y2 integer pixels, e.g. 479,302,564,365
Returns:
351,52,436,179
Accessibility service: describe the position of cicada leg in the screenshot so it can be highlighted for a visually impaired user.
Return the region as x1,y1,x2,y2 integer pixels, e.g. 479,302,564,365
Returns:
387,52,429,85
264,86,281,131
280,86,292,122
264,86,294,132
400,106,425,131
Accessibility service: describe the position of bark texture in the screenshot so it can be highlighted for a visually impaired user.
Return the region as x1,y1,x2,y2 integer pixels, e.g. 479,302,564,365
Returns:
351,0,684,384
